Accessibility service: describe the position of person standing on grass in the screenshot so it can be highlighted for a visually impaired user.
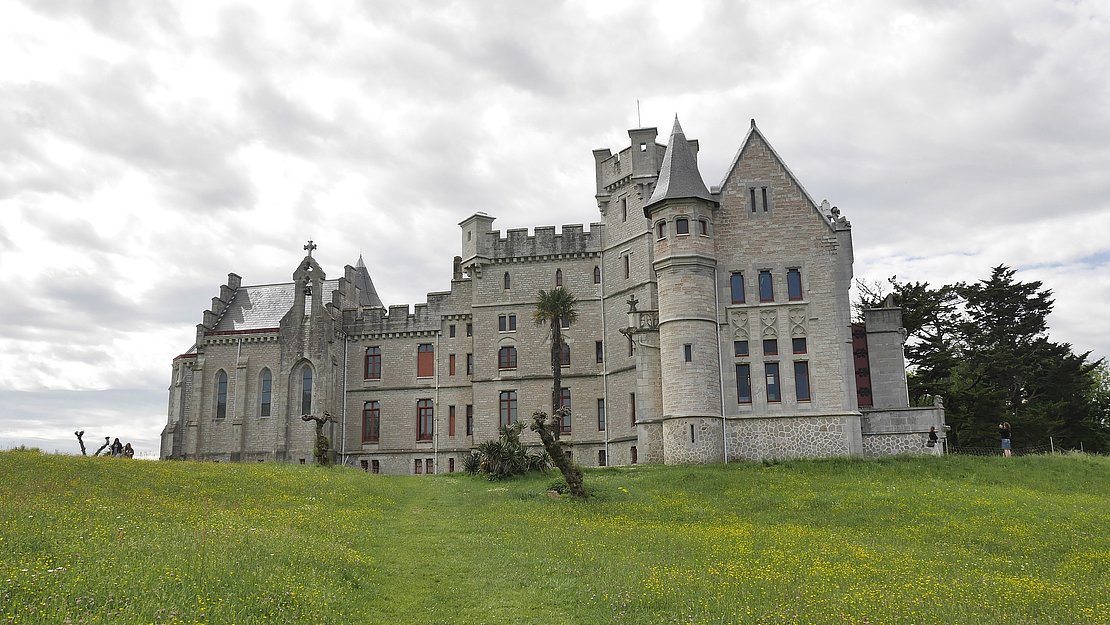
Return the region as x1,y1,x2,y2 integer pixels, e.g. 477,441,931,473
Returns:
928,426,939,448
110,438,123,458
999,422,1012,457
123,443,134,459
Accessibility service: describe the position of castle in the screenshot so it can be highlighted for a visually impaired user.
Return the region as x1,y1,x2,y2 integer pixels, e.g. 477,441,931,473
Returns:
160,118,945,471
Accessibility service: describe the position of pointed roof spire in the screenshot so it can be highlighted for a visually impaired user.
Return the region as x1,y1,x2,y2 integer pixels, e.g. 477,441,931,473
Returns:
644,115,714,214
352,255,384,308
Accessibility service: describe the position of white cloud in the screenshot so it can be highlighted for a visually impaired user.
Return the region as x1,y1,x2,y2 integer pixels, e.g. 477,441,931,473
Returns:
1,0,1108,452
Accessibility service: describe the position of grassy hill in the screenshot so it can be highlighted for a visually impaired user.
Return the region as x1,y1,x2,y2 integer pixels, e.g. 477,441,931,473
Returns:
1,451,1107,625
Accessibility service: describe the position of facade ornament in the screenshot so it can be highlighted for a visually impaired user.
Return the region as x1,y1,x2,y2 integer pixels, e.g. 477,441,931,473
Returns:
304,240,317,257
627,294,639,312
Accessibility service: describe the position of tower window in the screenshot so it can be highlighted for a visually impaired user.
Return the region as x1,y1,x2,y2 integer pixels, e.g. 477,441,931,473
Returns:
215,370,228,419
593,266,601,284
300,366,313,415
763,339,778,356
699,219,708,236
499,391,518,428
736,364,752,404
734,340,749,357
416,344,434,378
759,270,774,302
676,218,689,235
555,269,563,287
417,399,434,441
364,346,381,380
623,255,630,279
683,344,693,362
787,268,803,300
362,401,380,443
498,346,518,370
766,363,781,403
795,362,811,402
730,272,745,304
503,272,511,290
597,398,606,431
596,340,604,363
656,221,666,240
259,369,272,417
792,337,807,354
621,197,628,222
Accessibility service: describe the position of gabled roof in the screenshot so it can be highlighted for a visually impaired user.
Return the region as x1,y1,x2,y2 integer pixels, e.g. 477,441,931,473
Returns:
717,119,833,229
211,280,339,332
644,116,715,214
354,255,385,308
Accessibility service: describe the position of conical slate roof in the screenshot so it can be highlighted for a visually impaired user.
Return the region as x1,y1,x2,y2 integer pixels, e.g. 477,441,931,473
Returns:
644,116,714,214
354,255,385,308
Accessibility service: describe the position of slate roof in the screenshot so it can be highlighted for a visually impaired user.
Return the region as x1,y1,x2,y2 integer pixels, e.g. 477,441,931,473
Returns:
211,280,339,332
644,116,714,213
354,255,385,308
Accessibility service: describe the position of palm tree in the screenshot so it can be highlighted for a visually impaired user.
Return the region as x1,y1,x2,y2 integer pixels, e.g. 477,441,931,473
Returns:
532,287,586,498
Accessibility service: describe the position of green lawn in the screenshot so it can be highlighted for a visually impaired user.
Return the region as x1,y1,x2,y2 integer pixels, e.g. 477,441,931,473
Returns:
1,451,1107,625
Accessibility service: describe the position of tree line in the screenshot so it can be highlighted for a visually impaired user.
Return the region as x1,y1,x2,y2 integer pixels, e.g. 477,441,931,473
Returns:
858,265,1109,452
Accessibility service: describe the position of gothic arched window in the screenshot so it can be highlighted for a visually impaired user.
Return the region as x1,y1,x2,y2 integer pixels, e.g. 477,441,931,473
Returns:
215,370,228,419
300,365,313,416
258,369,272,417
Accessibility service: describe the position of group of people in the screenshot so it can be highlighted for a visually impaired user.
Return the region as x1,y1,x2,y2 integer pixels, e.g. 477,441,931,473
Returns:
109,438,135,459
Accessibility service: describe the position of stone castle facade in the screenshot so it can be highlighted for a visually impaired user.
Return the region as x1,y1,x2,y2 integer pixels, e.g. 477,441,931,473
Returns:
161,118,945,470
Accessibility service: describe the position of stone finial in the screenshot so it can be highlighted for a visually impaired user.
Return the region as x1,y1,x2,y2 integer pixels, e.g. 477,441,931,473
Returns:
304,240,317,257
627,294,639,312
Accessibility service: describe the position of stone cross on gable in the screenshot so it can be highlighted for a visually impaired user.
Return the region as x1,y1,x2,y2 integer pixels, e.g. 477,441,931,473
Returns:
304,240,317,257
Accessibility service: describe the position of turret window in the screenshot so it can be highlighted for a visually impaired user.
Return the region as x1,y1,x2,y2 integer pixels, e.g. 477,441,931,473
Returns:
364,346,381,380
656,221,666,240
593,266,601,284
699,219,709,236
675,218,689,235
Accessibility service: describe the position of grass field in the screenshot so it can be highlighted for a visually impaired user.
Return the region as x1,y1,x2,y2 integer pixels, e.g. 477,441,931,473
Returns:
1,451,1107,625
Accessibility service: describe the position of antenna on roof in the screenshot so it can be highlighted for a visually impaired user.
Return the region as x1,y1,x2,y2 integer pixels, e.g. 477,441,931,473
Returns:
637,100,641,127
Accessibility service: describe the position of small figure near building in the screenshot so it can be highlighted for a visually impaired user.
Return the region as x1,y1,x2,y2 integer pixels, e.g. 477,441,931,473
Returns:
999,422,1012,457
123,443,135,459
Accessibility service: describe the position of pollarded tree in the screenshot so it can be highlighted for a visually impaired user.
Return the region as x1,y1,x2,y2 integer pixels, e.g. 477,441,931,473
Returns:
532,287,586,499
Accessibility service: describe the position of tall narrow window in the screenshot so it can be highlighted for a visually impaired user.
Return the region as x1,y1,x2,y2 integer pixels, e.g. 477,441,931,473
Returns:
597,398,606,431
795,362,811,402
371,459,380,474
631,446,638,464
624,255,630,279
555,269,563,287
759,270,774,302
466,323,473,337
730,272,745,304
258,369,271,417
425,458,433,474
449,324,456,338
449,458,455,473
736,364,752,404
621,197,627,222
448,354,456,376
787,268,803,301
466,404,474,435
416,399,433,441
750,187,757,213
448,405,456,436
598,450,607,466
416,344,434,378
559,388,571,433
630,392,636,425
503,272,511,290
766,363,781,403
683,344,693,362
593,266,601,284
300,366,313,415
560,343,570,367
675,218,689,235
499,391,518,428
415,459,422,474
595,340,604,363
362,400,380,443
761,187,769,212
698,219,708,236
498,346,518,370
466,353,474,375
215,370,228,419
364,346,381,380
656,221,666,239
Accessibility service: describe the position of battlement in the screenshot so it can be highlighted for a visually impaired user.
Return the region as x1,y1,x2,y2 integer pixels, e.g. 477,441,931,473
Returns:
593,127,668,195
346,290,460,336
481,223,603,260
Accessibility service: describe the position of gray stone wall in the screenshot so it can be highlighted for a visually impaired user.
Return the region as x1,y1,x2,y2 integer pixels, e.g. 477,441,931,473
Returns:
725,414,857,461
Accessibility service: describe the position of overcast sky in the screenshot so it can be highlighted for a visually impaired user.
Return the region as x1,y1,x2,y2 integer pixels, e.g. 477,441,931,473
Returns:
2,0,1108,456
